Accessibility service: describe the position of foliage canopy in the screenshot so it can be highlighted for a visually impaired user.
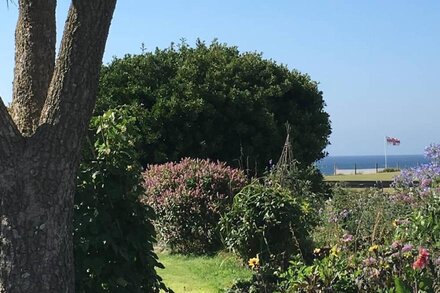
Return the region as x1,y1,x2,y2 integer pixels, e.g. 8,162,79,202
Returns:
97,40,331,172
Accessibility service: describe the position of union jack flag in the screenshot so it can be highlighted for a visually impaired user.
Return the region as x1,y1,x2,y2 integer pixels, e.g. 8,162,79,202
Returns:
386,136,400,146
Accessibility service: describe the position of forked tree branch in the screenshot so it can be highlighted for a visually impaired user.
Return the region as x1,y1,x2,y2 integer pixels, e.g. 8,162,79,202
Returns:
9,0,56,136
39,0,116,151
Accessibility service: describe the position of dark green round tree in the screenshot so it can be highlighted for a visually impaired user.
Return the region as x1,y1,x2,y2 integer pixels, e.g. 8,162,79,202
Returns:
97,40,331,173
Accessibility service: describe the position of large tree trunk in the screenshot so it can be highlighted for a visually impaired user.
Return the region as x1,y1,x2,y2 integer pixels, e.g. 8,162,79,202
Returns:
0,1,117,292
9,0,56,136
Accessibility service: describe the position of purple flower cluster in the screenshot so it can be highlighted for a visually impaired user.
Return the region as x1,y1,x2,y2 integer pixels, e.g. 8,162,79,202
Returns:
390,192,415,204
393,144,440,188
425,144,440,164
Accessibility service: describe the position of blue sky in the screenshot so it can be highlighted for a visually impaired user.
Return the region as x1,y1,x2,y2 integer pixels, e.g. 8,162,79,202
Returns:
1,1,439,156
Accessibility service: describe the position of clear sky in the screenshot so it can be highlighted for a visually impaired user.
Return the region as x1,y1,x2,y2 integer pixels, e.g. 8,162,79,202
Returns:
1,1,439,156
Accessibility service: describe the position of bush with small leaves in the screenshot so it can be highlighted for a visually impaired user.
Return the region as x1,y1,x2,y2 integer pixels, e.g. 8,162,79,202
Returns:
220,180,314,269
142,158,247,254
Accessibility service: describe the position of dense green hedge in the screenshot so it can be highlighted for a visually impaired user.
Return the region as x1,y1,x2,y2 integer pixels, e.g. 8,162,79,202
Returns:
97,40,331,173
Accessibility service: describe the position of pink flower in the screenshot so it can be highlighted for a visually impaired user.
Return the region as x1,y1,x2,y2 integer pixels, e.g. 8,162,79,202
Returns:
342,233,353,242
412,258,425,269
362,257,377,266
391,240,401,250
420,178,432,188
419,247,429,258
412,247,429,270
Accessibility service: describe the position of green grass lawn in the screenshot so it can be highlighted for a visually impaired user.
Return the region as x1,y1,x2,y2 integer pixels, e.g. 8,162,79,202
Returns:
157,251,252,293
325,171,400,182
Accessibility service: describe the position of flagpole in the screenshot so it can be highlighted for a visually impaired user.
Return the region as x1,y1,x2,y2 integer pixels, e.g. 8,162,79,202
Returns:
384,136,388,169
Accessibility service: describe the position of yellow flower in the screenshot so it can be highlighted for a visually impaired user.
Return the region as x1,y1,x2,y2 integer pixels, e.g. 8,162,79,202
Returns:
313,248,321,254
330,245,340,257
368,244,380,253
248,256,260,268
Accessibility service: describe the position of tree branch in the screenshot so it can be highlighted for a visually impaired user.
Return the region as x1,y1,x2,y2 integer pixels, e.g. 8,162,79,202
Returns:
39,0,117,152
9,0,56,136
0,98,22,156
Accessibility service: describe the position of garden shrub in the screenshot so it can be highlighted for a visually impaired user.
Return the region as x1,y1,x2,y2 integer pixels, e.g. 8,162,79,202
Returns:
281,254,358,292
74,105,168,292
405,194,440,250
142,158,246,254
313,187,412,249
220,180,314,269
97,40,331,173
224,136,326,292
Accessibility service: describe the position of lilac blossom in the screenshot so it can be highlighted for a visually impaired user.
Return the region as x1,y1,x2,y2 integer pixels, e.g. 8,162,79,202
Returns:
425,144,440,164
401,244,413,253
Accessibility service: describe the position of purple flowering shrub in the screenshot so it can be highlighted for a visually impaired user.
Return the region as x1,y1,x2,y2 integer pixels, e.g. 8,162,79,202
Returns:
393,144,440,188
142,158,246,254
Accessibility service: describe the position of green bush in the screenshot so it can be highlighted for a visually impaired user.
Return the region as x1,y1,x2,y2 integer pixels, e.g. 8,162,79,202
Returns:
281,254,358,292
142,158,247,254
97,40,331,173
395,191,440,249
74,105,168,292
220,181,314,269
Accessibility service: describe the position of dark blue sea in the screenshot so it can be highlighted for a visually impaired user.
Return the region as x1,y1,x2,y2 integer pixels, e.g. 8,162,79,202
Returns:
317,155,429,175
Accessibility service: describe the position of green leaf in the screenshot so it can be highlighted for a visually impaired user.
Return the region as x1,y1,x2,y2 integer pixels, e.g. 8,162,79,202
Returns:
394,277,411,293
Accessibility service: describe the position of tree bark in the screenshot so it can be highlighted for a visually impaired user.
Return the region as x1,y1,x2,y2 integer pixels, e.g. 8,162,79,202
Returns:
9,0,56,136
0,0,117,292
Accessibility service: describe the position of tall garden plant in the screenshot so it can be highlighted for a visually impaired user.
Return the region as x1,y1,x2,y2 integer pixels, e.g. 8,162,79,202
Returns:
74,104,168,292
